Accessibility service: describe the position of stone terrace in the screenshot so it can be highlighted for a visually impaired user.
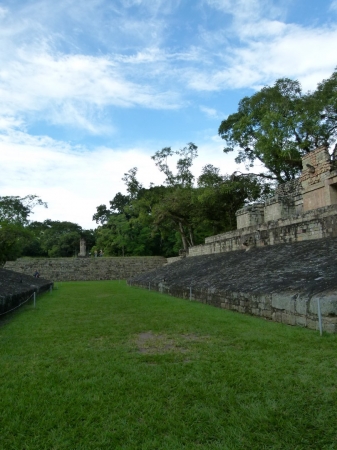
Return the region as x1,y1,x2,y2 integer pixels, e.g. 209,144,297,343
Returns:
0,269,53,315
5,256,167,282
129,237,337,332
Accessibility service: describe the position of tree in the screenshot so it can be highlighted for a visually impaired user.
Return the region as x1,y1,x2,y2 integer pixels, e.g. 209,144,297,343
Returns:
196,172,272,235
314,69,337,153
0,195,47,225
92,192,131,225
151,142,198,187
121,167,143,199
0,195,47,263
92,142,271,256
197,164,224,187
0,223,33,264
218,70,337,182
150,143,199,251
151,186,197,252
35,220,83,257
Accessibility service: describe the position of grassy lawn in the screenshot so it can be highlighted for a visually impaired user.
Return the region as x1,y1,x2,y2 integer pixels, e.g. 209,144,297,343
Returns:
1,281,337,450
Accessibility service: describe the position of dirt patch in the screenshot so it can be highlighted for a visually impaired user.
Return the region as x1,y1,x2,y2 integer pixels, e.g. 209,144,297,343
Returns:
135,331,207,354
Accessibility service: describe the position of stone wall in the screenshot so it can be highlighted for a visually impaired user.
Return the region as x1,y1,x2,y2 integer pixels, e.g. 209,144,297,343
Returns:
166,256,184,264
235,147,337,232
236,204,264,229
129,237,337,333
0,268,53,315
188,146,337,258
301,148,337,212
5,256,167,282
188,203,337,256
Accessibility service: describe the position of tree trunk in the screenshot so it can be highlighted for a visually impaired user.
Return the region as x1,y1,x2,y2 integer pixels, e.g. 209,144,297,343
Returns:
178,221,188,251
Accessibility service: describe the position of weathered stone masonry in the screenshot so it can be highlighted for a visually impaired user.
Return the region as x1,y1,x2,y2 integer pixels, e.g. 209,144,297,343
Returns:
130,238,337,333
5,256,167,282
188,204,337,256
0,268,53,315
188,146,337,257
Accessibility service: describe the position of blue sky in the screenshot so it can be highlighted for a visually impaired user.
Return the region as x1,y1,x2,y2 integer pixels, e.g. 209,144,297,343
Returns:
1,0,337,228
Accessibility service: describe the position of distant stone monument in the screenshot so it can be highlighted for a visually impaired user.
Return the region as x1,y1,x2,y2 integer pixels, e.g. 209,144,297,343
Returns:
78,238,86,257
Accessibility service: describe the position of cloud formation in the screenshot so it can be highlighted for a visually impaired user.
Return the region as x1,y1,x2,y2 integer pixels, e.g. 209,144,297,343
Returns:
0,0,336,228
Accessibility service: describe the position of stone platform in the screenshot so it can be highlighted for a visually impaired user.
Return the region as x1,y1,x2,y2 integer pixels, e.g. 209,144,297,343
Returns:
0,268,53,315
129,237,337,333
5,256,167,282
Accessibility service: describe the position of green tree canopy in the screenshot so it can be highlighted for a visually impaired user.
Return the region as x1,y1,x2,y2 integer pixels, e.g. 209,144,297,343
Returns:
0,195,47,263
0,195,47,225
218,69,337,182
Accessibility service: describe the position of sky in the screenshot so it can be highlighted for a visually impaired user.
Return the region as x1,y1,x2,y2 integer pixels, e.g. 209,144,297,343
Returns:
1,0,337,229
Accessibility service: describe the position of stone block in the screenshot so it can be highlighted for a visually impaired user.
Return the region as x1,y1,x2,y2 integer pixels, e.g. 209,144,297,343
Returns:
309,294,337,316
272,311,282,322
323,321,337,333
295,296,309,315
295,315,307,327
281,313,296,325
271,294,295,313
261,309,272,319
306,318,318,330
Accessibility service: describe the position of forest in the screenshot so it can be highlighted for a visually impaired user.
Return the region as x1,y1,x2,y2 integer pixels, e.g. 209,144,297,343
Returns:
1,68,336,263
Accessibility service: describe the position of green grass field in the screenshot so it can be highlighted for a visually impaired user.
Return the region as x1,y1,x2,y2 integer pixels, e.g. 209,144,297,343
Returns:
1,281,336,450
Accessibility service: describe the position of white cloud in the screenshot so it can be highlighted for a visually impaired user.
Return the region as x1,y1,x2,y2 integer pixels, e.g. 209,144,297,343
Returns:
0,48,182,135
0,6,8,19
205,0,285,23
200,106,222,119
330,0,337,11
0,0,335,139
186,23,337,92
0,133,161,228
0,130,241,229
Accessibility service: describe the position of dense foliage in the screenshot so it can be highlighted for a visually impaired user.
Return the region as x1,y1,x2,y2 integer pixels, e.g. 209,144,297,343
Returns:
0,196,47,264
93,146,270,257
218,68,337,182
0,196,94,263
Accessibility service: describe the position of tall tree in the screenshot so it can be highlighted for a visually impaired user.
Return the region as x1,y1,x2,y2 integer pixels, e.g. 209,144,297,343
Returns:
218,70,337,182
0,195,47,225
150,143,199,251
0,195,47,263
151,142,198,187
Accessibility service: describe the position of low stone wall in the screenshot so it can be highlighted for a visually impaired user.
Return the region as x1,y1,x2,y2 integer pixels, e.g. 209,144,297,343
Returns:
129,237,337,333
150,285,336,333
0,269,53,315
4,256,166,282
166,256,184,264
189,204,337,256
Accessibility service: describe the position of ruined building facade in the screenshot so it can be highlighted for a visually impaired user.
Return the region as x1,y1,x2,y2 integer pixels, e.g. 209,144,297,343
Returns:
187,146,337,257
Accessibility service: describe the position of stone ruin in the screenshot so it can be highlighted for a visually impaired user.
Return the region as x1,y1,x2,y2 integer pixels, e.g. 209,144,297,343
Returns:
187,146,337,257
78,238,86,257
236,146,337,229
130,147,337,333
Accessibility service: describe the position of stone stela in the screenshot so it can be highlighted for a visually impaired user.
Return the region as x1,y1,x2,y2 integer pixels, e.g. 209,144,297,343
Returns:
78,238,86,257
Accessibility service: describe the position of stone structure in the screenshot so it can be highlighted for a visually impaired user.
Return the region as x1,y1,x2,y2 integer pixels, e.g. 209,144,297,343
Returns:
189,203,337,256
5,256,166,282
129,237,337,333
189,146,337,257
0,269,53,315
78,238,86,257
129,146,337,333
